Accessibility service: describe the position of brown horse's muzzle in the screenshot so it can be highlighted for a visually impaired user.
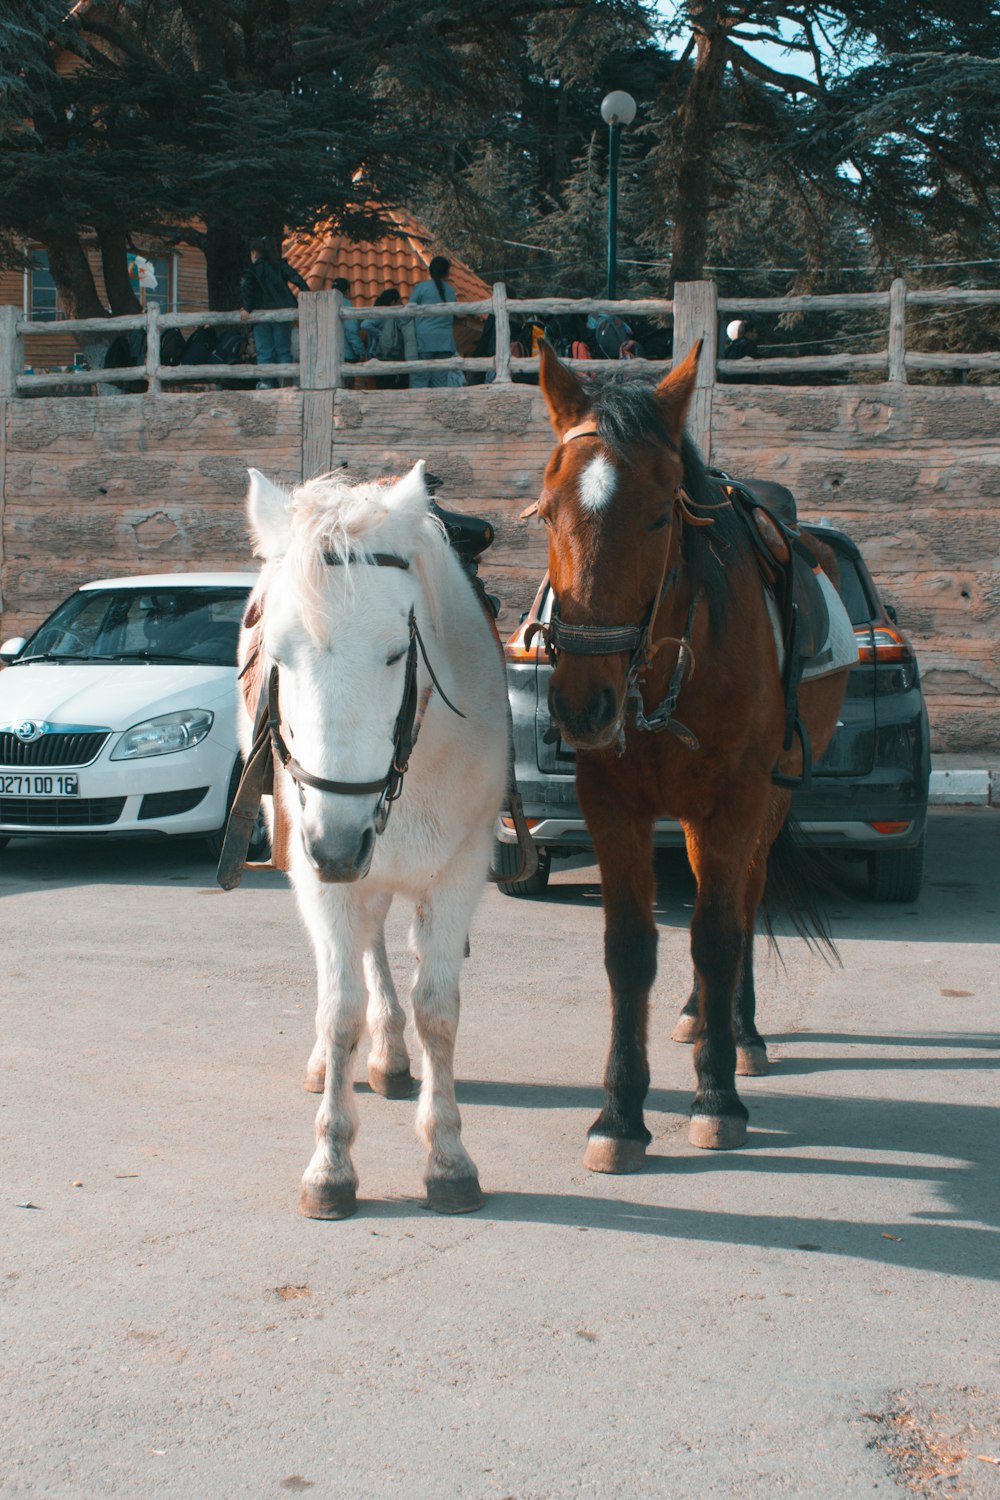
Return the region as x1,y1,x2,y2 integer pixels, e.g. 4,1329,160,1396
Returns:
548,656,628,751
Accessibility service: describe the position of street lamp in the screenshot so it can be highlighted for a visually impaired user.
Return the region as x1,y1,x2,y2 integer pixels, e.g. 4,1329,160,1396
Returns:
601,90,637,300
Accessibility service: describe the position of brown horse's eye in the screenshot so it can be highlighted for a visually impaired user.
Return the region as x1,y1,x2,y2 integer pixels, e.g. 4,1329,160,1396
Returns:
650,513,670,531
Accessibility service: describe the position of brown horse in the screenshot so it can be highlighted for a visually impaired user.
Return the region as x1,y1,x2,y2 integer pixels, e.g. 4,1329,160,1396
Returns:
533,340,850,1171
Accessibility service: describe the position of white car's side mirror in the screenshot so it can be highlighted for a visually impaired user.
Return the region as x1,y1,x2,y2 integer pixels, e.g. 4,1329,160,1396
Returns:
0,637,27,663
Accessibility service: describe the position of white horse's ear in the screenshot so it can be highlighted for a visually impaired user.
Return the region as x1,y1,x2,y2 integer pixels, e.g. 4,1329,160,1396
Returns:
247,468,291,557
392,460,428,508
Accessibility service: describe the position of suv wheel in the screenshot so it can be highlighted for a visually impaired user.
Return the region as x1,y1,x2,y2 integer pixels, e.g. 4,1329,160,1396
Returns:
867,831,925,902
493,840,551,897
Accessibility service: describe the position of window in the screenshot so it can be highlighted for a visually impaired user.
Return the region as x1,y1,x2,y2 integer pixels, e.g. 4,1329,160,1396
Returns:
27,249,59,322
134,253,175,313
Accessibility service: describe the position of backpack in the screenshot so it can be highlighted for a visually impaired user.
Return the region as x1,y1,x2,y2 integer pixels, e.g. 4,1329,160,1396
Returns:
375,319,404,361
593,314,631,360
571,339,592,360
212,327,248,365
619,338,643,360
159,327,187,367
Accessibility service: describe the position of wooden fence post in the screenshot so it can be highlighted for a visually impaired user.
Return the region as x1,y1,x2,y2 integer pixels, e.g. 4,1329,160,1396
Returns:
299,290,340,479
493,283,511,383
0,305,20,399
888,277,907,384
672,280,718,462
145,302,161,396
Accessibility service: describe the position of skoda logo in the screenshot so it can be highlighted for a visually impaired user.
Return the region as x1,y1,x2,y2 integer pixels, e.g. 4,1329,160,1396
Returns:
15,720,43,743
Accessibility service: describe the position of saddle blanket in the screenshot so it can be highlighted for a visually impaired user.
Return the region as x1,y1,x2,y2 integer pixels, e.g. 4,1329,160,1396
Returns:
766,569,859,682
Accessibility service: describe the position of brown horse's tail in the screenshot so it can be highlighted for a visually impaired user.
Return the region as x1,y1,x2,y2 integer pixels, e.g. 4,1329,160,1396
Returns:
759,816,842,965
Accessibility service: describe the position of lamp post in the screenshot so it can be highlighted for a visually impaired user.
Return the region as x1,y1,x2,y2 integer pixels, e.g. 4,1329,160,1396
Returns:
601,90,637,300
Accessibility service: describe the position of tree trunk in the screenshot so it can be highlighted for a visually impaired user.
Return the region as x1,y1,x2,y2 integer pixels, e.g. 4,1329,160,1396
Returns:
40,233,106,320
668,14,732,287
97,228,141,317
203,219,247,310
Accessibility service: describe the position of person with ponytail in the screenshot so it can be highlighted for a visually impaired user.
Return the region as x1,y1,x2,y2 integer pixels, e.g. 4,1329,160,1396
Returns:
406,255,462,388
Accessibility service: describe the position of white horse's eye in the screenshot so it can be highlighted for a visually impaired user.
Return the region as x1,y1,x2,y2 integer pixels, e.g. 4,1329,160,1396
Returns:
385,648,407,667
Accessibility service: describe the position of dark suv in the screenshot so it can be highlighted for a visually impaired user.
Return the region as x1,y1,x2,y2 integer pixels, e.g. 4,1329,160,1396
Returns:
495,521,930,902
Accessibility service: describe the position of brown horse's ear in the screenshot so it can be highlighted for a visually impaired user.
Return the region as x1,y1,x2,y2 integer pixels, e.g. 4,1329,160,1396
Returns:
654,340,702,442
538,339,591,436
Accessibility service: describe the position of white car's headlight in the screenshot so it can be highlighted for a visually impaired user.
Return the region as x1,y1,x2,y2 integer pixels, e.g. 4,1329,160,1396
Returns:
111,709,215,760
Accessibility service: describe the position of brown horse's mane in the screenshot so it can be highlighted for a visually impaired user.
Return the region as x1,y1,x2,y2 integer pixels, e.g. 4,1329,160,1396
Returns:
590,376,747,635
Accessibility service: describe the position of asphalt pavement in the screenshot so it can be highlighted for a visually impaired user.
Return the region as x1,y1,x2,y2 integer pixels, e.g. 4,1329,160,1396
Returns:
2,808,998,1499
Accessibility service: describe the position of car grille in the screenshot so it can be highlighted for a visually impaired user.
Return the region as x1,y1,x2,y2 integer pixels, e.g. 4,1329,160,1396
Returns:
0,731,109,767
0,796,126,827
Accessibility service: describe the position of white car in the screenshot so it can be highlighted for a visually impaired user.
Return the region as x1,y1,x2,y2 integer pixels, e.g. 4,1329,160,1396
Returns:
0,572,266,857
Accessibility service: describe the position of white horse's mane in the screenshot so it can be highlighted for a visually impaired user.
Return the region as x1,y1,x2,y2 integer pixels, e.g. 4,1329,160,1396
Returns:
272,469,452,643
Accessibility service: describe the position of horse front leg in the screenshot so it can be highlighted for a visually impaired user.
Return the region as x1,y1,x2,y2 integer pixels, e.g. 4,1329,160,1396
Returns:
298,893,368,1219
685,831,751,1150
583,803,657,1174
409,854,486,1214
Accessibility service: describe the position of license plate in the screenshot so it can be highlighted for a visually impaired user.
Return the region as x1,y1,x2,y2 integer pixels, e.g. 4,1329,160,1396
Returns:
0,772,79,797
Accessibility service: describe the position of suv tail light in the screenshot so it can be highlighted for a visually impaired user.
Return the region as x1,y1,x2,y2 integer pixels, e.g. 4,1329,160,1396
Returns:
504,620,541,663
854,623,914,664
854,623,918,692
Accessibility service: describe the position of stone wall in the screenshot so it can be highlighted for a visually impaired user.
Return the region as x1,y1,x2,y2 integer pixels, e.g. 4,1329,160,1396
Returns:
1,380,998,752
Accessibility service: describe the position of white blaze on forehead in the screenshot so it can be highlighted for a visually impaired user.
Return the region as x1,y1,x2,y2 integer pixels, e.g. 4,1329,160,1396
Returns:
578,453,617,514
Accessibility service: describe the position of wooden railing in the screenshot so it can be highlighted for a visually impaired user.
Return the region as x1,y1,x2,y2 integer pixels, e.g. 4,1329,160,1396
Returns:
2,278,999,399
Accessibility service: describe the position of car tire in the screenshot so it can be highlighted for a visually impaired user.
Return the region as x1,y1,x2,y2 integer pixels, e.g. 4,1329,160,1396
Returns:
493,839,551,897
866,831,925,902
206,758,272,863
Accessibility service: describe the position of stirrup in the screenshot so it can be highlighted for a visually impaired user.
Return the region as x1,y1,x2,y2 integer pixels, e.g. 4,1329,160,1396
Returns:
489,790,539,884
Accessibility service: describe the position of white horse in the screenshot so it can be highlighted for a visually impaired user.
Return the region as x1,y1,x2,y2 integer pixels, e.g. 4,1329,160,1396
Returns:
241,463,508,1218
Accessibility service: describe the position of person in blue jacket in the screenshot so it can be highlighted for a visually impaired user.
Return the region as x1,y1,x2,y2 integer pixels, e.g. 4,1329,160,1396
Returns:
407,256,461,388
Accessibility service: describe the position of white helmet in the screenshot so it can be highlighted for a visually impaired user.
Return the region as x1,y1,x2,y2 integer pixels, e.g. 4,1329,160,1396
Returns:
726,319,744,341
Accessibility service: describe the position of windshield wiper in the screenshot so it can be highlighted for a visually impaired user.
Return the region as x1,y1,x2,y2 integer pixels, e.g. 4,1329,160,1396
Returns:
14,651,119,664
110,649,200,664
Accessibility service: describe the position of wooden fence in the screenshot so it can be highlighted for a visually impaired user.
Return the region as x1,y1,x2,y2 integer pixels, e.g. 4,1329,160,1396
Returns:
4,278,1000,404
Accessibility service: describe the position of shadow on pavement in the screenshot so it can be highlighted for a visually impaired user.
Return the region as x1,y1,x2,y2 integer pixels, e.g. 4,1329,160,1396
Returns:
361,1082,1000,1282
0,834,287,896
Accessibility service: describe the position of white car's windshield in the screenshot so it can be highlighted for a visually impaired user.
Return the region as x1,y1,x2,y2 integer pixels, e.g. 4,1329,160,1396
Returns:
19,587,248,666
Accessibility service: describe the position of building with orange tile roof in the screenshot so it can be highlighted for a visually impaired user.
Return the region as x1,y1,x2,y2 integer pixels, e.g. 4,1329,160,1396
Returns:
283,208,490,306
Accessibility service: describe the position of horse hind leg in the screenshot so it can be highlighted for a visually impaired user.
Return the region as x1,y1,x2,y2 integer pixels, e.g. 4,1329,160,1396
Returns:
365,893,416,1099
409,868,486,1214
671,938,767,1075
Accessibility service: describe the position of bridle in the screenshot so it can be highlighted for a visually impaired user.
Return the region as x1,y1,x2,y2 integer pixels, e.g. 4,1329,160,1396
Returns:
251,552,463,839
526,419,729,754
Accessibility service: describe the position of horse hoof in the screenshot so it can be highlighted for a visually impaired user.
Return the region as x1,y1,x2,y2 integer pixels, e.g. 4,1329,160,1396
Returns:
672,1015,701,1044
298,1181,358,1219
736,1044,769,1077
303,1069,325,1094
688,1115,748,1150
425,1175,484,1214
583,1136,647,1174
368,1066,417,1099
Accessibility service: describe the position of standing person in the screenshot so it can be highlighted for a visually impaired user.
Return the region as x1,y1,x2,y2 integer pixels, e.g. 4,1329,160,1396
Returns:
330,277,366,364
361,287,407,389
407,255,461,388
239,236,309,388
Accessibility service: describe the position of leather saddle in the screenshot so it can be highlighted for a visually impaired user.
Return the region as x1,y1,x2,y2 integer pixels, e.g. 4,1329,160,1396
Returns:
711,473,835,790
721,477,829,663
